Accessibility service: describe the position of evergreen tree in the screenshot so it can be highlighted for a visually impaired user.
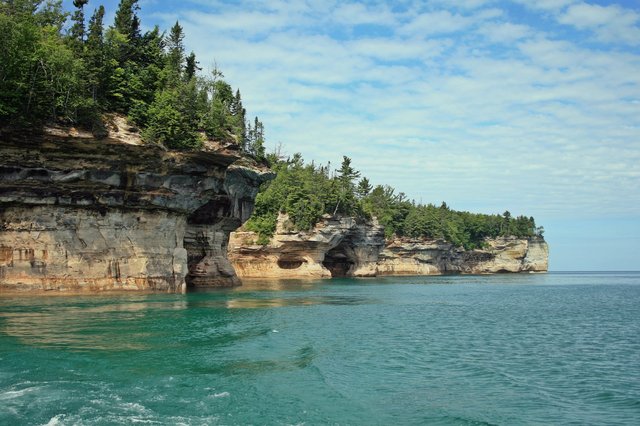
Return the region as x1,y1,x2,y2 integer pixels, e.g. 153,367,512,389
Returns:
113,0,139,42
230,89,246,146
333,156,360,215
184,51,199,81
248,116,265,159
0,0,86,124
356,177,372,198
68,0,89,52
166,21,184,79
143,86,200,150
85,5,105,102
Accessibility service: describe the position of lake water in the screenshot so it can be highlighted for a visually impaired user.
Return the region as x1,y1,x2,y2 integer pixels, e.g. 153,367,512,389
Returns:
1,272,639,425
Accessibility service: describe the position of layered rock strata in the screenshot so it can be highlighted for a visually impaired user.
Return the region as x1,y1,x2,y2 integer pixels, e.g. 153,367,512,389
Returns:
0,133,270,292
229,215,548,279
228,214,385,278
377,236,548,275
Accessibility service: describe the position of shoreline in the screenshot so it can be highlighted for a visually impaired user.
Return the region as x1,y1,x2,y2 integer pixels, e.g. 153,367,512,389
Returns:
0,270,552,296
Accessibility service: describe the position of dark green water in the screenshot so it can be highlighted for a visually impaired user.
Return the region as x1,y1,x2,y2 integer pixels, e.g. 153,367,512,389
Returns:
1,272,639,425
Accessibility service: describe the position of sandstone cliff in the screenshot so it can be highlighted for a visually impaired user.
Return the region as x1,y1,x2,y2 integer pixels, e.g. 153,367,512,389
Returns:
229,214,548,279
229,213,385,279
377,236,548,275
0,131,272,292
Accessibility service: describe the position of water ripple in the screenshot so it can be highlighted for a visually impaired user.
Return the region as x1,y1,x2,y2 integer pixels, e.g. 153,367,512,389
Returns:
1,272,639,424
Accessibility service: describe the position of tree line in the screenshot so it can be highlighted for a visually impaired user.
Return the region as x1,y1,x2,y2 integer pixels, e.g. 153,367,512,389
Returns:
246,154,544,249
0,0,266,154
1,1,543,249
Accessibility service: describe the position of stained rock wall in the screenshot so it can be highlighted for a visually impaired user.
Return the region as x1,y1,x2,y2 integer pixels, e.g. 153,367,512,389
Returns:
228,214,386,279
377,236,549,275
0,133,270,292
229,214,548,279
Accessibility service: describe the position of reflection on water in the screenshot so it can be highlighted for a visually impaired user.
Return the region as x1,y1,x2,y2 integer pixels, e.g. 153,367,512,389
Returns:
0,297,193,351
237,278,324,291
225,297,316,309
1,273,640,425
0,286,374,352
224,295,371,309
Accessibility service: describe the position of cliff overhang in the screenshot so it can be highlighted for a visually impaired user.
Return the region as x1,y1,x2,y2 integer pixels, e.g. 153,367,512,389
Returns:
229,214,549,279
0,132,273,292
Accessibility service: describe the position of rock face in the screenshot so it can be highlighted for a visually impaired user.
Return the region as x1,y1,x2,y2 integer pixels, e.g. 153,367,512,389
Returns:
0,133,271,292
377,236,548,275
229,214,548,279
228,214,385,279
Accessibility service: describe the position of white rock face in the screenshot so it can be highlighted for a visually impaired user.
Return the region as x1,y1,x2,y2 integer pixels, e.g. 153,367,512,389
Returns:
229,214,549,279
228,213,385,279
377,236,549,275
0,206,187,291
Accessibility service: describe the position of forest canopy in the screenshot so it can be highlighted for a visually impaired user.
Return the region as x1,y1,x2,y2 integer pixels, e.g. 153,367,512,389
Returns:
246,154,544,249
0,0,266,154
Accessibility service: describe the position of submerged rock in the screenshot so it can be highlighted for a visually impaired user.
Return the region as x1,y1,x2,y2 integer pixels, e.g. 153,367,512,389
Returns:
0,133,272,292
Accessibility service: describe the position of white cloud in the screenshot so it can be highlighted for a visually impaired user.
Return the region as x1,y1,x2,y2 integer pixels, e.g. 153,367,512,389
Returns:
399,10,474,36
558,2,640,45
141,0,640,224
479,22,532,43
510,0,577,12
331,3,397,27
430,0,497,10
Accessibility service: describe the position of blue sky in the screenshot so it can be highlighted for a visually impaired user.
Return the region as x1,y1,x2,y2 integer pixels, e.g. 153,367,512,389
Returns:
65,0,640,271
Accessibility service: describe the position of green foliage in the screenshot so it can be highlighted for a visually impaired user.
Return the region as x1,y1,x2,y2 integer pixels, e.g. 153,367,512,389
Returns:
1,0,265,153
0,1,86,124
113,0,139,42
244,213,277,245
246,153,542,248
244,155,338,242
143,87,201,150
245,116,266,160
166,21,184,79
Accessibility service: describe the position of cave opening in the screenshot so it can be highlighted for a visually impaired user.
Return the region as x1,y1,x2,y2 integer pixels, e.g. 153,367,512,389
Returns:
184,198,231,289
323,245,356,277
277,258,305,269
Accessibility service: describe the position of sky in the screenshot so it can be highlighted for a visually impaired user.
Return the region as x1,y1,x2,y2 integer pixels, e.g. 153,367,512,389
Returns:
65,0,640,271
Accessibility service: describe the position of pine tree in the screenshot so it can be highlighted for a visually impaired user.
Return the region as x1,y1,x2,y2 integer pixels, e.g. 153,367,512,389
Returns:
356,177,372,198
184,51,199,81
114,0,139,41
231,89,246,147
166,21,184,79
333,156,360,215
86,5,105,102
69,0,89,52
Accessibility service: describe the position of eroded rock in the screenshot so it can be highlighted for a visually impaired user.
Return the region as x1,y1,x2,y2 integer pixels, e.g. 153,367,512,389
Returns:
0,133,271,292
228,213,386,279
377,236,549,275
229,214,549,279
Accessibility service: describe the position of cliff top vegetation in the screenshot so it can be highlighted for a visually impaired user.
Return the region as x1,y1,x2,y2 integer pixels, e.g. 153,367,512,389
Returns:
0,0,266,156
245,154,544,249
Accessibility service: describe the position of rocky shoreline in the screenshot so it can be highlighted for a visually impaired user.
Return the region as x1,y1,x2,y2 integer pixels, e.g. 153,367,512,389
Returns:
229,213,548,279
1,134,547,293
0,132,272,292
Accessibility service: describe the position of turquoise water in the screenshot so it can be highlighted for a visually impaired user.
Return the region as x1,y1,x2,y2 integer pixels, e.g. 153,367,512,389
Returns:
1,272,639,425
